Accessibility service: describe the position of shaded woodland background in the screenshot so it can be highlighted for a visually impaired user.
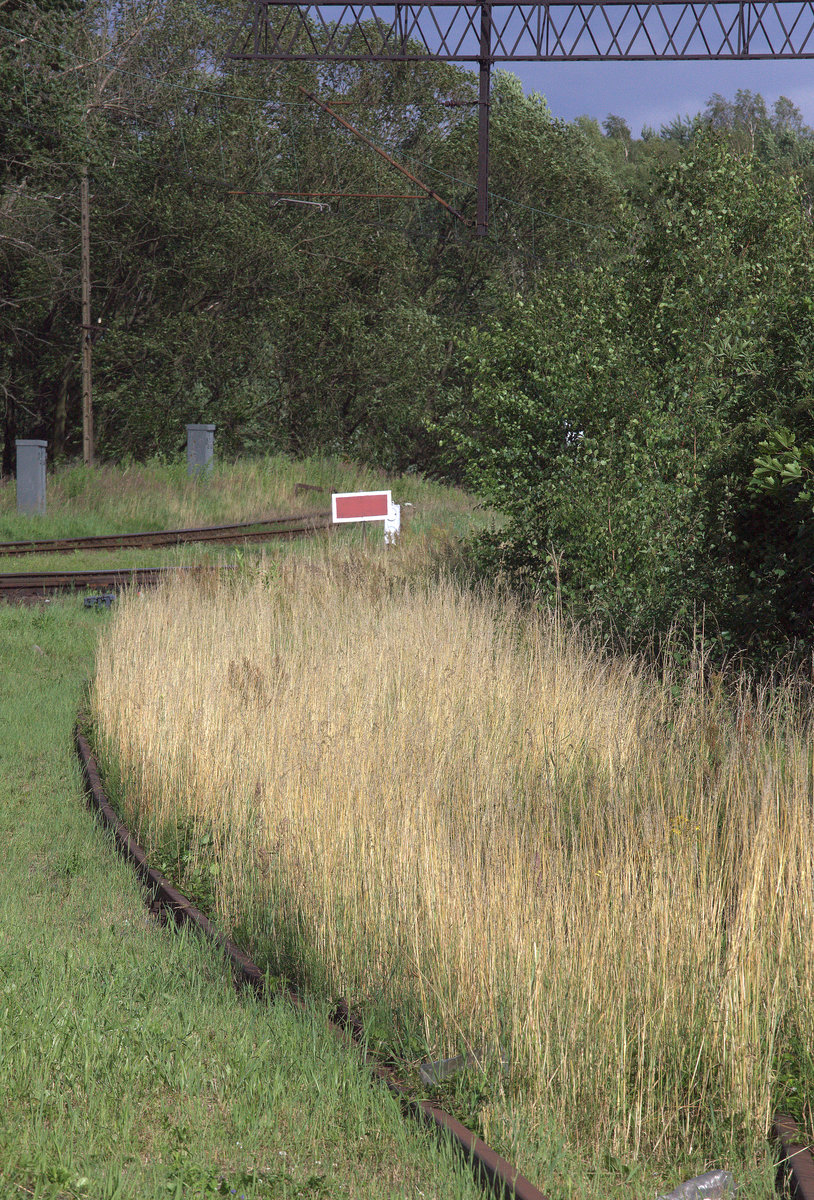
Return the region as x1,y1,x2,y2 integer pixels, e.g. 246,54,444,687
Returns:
3,0,814,657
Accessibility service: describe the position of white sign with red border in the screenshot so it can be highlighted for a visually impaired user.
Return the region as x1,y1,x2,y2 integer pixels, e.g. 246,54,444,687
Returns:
331,490,392,523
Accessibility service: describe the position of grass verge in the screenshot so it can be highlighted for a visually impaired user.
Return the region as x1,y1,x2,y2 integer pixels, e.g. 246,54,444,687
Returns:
0,551,485,1198
0,454,490,580
0,455,488,545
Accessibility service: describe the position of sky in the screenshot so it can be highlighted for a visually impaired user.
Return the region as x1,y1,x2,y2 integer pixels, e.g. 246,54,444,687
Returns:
506,59,814,133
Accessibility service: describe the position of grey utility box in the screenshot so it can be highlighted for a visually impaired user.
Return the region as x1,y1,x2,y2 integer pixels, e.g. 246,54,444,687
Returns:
16,439,47,515
186,424,215,477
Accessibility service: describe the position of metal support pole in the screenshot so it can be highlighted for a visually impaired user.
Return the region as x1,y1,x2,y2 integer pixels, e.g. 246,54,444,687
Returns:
80,165,94,467
476,2,492,236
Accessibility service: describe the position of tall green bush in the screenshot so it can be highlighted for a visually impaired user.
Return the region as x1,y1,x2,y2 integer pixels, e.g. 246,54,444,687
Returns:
445,135,814,657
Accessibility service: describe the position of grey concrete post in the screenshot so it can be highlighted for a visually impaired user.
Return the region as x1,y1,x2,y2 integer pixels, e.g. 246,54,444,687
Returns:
16,440,47,515
186,424,215,477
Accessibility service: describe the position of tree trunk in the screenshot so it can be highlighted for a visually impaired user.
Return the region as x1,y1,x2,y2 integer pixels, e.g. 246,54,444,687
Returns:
2,392,16,479
51,361,74,460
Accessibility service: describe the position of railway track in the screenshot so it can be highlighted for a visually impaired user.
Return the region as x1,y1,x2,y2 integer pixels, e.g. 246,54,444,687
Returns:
0,510,334,600
0,511,331,557
0,564,226,601
73,718,814,1200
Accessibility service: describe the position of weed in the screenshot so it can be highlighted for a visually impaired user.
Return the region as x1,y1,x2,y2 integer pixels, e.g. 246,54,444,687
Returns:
92,553,812,1195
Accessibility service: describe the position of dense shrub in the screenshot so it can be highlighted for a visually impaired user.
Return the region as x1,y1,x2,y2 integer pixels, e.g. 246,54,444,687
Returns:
444,136,814,658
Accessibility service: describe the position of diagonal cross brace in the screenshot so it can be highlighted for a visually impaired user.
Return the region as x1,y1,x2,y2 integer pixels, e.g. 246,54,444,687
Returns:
298,85,468,222
229,1,814,233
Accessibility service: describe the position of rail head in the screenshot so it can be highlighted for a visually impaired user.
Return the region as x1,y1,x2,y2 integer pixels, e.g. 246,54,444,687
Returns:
0,511,332,557
774,1115,814,1200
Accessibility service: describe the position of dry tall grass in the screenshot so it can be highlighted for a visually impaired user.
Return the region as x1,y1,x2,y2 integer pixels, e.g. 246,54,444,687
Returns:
92,547,814,1187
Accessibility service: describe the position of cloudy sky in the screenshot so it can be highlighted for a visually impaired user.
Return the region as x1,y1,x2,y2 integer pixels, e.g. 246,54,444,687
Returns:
506,59,814,132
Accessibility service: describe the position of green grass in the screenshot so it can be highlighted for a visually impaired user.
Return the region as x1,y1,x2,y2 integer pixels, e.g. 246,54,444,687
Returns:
0,521,487,1198
0,454,491,579
0,541,314,576
0,455,490,546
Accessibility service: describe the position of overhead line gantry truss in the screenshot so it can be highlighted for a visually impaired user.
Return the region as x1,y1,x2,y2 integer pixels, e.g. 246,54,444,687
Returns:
228,1,814,231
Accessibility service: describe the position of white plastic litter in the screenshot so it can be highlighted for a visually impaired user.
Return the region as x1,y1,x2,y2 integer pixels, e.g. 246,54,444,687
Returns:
657,1169,737,1200
419,1047,509,1087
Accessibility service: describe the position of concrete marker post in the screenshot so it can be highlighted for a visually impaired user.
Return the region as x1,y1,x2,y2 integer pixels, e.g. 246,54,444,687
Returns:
384,502,401,545
186,424,215,477
16,440,47,515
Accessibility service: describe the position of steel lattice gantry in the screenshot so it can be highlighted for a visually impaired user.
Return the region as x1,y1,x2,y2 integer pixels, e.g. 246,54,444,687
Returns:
228,1,814,231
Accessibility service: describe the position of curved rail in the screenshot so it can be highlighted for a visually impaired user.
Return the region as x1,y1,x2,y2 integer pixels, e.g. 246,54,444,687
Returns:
73,719,549,1200
72,720,814,1200
0,511,332,557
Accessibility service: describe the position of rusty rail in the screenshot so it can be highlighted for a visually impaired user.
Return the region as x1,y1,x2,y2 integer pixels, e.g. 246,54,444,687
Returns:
73,718,549,1200
774,1115,814,1200
0,565,222,601
0,512,332,557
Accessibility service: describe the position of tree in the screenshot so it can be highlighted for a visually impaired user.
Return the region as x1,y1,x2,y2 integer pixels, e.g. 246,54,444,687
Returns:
603,113,632,161
1,0,628,472
0,0,86,473
1,1,480,468
444,134,814,658
691,90,814,202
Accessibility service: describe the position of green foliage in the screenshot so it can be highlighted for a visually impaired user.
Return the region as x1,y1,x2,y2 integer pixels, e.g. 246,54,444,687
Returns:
1,3,624,473
4,0,814,660
445,135,814,658
772,1016,814,1131
750,427,814,511
700,89,814,199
